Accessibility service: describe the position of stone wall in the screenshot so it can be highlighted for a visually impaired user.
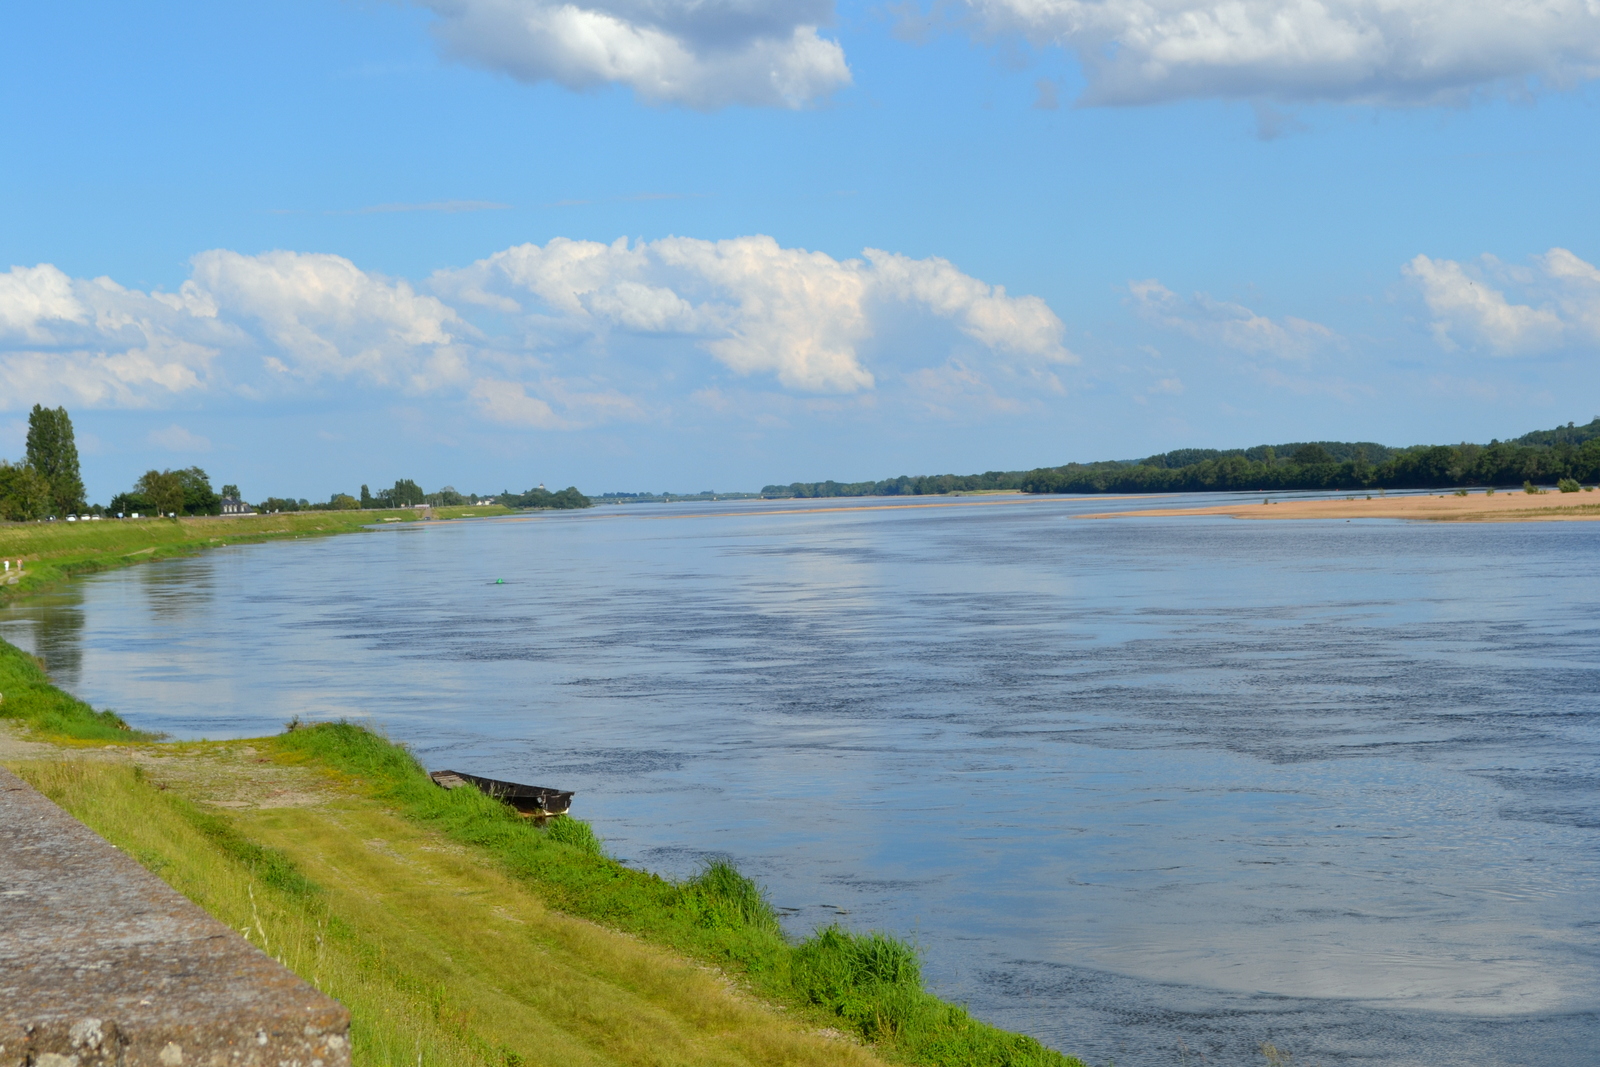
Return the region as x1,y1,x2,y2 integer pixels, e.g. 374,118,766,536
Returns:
0,766,350,1067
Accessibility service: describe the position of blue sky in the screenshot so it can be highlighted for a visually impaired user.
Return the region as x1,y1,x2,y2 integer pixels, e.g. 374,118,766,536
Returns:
3,0,1599,502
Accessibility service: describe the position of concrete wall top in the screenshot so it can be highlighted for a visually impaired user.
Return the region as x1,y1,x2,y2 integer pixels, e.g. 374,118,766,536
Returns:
0,765,350,1067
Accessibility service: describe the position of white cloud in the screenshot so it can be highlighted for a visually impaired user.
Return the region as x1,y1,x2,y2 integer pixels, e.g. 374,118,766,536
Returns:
964,0,1600,106
148,424,213,452
0,272,225,409
0,264,86,341
442,235,1073,393
191,250,468,391
1129,279,1334,358
1405,248,1600,355
864,250,1074,365
421,0,851,108
2,238,1070,427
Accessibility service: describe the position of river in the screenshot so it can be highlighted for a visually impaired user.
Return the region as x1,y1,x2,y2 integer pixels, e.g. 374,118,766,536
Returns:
3,494,1596,1066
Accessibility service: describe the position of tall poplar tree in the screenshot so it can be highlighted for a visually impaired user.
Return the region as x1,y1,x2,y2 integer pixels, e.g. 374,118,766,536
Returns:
25,404,85,517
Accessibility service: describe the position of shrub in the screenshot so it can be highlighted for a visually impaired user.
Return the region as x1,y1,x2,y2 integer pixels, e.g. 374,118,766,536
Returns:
1524,481,1545,495
1558,478,1582,493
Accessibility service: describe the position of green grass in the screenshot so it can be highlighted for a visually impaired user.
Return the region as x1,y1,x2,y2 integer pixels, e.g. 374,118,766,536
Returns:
275,721,1082,1067
0,637,150,740
0,506,512,603
10,756,893,1067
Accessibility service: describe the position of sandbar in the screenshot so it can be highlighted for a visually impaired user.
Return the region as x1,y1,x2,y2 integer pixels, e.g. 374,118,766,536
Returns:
1082,491,1600,523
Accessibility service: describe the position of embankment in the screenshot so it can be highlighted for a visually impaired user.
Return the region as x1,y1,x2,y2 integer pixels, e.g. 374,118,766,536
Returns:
0,506,512,602
0,541,1084,1066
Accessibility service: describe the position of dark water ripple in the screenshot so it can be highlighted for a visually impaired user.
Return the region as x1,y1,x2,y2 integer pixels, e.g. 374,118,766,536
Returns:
3,494,1598,1066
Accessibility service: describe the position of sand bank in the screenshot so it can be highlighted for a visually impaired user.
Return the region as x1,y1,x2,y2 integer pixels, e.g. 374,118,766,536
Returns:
1083,490,1600,523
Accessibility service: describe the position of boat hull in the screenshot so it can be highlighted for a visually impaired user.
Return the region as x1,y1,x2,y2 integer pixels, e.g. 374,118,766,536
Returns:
429,770,574,817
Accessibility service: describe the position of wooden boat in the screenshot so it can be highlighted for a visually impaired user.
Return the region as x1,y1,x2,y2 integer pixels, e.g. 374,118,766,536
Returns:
429,769,574,816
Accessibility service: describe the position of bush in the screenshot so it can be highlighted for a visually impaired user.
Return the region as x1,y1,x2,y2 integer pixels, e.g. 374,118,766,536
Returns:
1558,478,1582,493
0,462,52,521
1524,481,1545,495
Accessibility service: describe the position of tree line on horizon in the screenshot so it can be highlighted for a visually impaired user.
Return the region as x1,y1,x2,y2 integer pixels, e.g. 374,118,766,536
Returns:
761,417,1600,499
1,404,593,521
259,481,589,512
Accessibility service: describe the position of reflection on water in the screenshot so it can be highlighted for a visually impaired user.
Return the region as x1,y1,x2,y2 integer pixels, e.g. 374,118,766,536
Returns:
3,494,1597,1066
11,598,86,679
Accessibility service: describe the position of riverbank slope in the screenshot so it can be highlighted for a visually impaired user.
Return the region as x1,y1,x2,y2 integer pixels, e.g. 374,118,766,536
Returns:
0,725,892,1067
0,506,513,601
0,628,1080,1067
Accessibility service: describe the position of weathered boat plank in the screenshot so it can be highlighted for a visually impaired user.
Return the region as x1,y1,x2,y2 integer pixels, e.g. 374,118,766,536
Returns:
429,769,573,816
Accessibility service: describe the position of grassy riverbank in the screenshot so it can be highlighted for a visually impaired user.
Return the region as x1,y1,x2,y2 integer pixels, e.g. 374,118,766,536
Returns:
0,710,1080,1067
0,506,514,600
1,600,1083,1067
4,743,890,1067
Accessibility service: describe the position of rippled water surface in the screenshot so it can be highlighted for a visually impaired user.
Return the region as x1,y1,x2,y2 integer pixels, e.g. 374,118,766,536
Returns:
4,495,1598,1066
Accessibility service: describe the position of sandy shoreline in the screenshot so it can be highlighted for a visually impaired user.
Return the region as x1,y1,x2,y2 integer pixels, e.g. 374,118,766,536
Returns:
1083,490,1600,523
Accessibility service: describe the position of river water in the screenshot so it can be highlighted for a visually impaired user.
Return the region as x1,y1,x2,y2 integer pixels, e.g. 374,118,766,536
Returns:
3,494,1597,1066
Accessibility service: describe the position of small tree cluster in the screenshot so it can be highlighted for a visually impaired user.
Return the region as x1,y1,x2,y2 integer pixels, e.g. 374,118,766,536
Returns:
110,467,221,517
1,405,86,520
500,485,592,510
358,479,426,509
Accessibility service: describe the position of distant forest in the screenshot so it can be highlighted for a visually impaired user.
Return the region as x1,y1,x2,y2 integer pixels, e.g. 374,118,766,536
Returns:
761,417,1600,498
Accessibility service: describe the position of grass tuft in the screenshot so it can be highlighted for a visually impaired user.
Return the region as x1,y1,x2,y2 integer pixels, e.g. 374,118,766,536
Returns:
544,811,603,855
683,860,782,935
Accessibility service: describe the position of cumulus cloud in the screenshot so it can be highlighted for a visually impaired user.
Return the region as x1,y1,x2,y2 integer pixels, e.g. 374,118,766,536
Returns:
1129,279,1334,358
0,270,226,409
191,250,468,391
1405,248,1600,355
2,237,1069,425
420,0,851,108
439,235,1074,393
964,0,1600,106
0,265,86,340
